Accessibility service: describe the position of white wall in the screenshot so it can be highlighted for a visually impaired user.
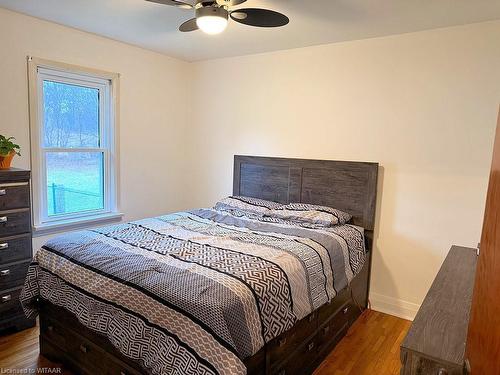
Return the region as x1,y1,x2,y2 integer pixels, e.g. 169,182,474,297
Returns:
0,8,192,249
188,21,500,319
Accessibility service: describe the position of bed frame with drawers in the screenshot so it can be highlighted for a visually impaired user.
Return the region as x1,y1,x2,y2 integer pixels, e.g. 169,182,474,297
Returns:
39,155,379,375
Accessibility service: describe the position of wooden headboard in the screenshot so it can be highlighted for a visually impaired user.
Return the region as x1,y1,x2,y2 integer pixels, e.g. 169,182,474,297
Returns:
233,155,379,231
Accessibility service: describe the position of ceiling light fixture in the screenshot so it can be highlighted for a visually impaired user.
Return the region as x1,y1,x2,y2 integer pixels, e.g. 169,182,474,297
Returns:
145,0,289,35
195,7,228,35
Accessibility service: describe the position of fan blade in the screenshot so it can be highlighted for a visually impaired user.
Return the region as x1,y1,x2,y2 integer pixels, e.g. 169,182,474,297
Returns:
216,0,247,6
179,18,199,32
230,8,289,27
145,0,193,9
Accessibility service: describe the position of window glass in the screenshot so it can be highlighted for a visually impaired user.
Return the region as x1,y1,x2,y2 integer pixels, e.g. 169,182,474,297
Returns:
43,80,100,148
46,152,104,216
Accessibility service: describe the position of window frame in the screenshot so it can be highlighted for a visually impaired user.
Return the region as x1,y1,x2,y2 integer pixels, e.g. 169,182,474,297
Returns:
28,57,121,233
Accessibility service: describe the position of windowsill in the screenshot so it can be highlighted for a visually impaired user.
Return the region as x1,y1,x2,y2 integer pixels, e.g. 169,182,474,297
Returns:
33,212,124,236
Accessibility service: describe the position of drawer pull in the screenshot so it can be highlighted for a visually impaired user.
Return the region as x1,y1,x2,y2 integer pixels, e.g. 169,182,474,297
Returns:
79,344,88,353
0,243,8,250
278,337,287,347
307,342,315,351
0,269,10,276
343,307,349,314
0,216,7,223
1,294,12,303
437,369,448,375
47,325,54,332
278,370,286,375
323,325,330,335
0,189,5,196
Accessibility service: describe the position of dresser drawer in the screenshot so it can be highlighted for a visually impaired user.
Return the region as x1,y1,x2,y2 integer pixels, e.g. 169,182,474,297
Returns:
0,209,30,237
0,234,32,264
0,182,30,210
0,260,30,290
0,287,24,316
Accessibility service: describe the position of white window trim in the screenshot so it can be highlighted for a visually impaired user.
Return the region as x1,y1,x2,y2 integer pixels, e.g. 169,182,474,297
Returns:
28,57,122,234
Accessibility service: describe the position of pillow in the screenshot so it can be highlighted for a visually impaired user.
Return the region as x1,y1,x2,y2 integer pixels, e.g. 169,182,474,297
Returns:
268,202,352,226
214,196,282,215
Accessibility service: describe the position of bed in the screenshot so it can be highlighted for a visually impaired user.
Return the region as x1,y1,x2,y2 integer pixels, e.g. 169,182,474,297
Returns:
21,155,378,375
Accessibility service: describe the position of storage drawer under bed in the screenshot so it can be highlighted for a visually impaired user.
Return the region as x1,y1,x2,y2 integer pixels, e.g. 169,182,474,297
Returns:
40,313,143,375
268,310,318,365
270,296,355,375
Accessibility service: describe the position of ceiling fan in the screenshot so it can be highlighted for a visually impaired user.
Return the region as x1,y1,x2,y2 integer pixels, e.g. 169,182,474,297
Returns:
145,0,289,35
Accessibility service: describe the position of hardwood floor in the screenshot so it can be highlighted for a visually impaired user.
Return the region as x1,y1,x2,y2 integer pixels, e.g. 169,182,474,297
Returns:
0,322,53,371
314,310,411,375
0,309,410,375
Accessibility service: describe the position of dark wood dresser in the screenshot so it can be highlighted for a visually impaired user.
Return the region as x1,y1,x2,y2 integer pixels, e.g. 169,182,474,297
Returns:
400,246,477,375
0,168,35,333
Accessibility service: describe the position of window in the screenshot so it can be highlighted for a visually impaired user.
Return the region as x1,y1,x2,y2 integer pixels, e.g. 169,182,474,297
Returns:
29,58,120,232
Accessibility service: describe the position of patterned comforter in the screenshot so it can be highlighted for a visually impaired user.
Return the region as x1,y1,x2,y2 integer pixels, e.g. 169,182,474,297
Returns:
21,208,365,375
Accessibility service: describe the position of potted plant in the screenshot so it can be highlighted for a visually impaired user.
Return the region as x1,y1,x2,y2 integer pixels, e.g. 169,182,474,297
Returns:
0,135,21,170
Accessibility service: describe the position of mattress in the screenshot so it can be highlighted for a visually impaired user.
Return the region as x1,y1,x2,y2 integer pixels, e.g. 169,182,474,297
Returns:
21,207,366,375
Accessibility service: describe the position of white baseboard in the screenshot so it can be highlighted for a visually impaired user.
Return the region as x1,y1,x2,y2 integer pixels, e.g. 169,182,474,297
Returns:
369,292,420,321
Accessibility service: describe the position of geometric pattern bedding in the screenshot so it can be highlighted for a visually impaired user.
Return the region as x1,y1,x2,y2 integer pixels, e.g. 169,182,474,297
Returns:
20,208,365,375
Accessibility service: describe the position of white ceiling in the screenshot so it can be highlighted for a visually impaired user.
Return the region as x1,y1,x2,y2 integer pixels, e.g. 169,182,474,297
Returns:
1,0,500,62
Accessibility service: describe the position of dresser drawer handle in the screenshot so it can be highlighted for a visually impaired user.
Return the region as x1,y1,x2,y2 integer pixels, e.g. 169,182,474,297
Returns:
1,294,12,303
0,216,7,223
47,325,54,332
0,269,10,276
307,342,315,351
343,307,349,314
437,369,448,375
0,189,5,196
79,344,88,353
0,243,8,250
323,325,330,335
278,337,287,347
